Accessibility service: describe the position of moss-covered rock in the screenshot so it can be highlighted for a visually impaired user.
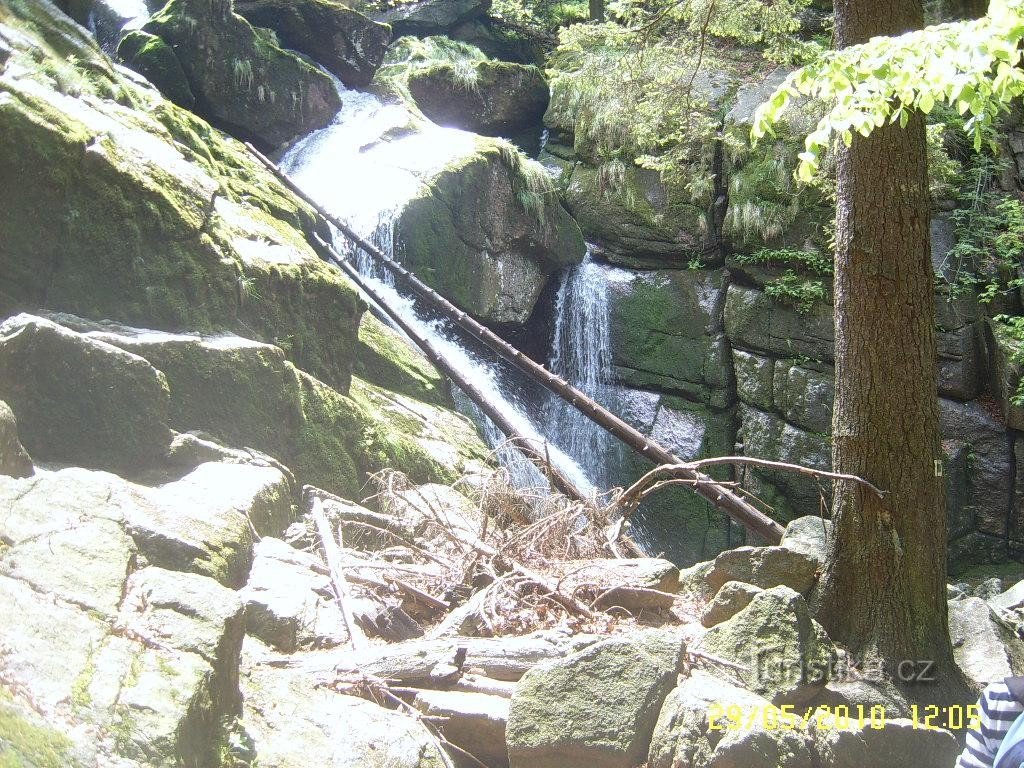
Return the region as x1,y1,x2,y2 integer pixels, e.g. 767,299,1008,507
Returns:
235,0,391,88
507,629,685,768
355,312,450,407
698,585,836,705
407,58,549,136
143,0,340,149
565,161,714,265
0,0,364,390
0,314,173,476
608,267,732,405
395,138,586,324
117,29,195,108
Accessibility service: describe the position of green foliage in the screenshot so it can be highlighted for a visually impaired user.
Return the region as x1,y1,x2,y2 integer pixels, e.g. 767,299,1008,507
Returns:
752,0,1024,180
735,247,831,313
940,154,1024,302
381,35,487,91
491,0,589,31
734,246,832,275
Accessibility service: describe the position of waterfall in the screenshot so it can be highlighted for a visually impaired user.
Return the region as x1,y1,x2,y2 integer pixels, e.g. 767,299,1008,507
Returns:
279,81,595,496
546,250,620,491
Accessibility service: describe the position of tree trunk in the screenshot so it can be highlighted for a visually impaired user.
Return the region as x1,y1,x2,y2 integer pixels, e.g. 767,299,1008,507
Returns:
814,0,965,700
589,0,605,22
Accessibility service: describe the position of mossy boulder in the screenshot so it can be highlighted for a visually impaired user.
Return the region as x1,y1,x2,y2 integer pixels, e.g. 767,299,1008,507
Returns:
355,312,450,407
0,314,173,476
117,29,195,108
697,586,836,704
395,138,586,325
407,59,550,136
0,0,364,390
32,312,485,500
235,0,391,88
507,629,685,768
142,0,340,148
564,161,713,265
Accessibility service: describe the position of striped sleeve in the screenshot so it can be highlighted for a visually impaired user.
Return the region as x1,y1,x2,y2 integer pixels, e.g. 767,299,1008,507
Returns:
956,683,1024,768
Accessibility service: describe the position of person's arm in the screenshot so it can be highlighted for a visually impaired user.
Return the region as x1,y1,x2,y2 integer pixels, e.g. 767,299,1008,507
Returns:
957,683,1022,768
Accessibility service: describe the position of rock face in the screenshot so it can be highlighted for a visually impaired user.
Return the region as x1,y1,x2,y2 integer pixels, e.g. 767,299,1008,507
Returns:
395,139,586,324
949,596,1024,688
506,629,684,768
0,399,33,478
235,0,391,87
0,314,173,476
141,0,341,149
1,0,363,390
408,59,550,136
698,586,836,704
706,545,820,596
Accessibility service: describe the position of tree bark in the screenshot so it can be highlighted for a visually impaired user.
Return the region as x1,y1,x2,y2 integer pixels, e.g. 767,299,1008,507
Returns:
589,0,605,22
814,0,965,700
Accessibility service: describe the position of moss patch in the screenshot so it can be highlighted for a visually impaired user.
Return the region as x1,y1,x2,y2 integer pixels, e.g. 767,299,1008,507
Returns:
0,687,76,768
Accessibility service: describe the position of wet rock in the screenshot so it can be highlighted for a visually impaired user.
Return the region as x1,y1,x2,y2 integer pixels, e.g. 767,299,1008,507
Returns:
143,0,340,149
0,314,173,476
236,0,391,87
409,58,549,136
697,586,836,704
506,628,684,768
707,545,820,596
701,581,763,627
948,596,1024,688
242,537,349,652
394,138,586,325
0,399,32,478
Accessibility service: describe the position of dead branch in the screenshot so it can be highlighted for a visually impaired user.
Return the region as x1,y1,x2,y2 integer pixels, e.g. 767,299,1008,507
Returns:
312,498,369,652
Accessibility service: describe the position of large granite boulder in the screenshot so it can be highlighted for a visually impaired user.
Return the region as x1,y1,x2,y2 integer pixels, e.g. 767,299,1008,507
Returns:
394,139,586,325
697,586,836,704
0,462,276,765
141,0,341,148
408,56,550,136
1,0,363,390
506,629,684,768
235,0,391,87
0,314,173,476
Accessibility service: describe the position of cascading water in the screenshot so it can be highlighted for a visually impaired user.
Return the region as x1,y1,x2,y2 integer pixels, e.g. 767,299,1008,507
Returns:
279,80,596,496
545,249,619,490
